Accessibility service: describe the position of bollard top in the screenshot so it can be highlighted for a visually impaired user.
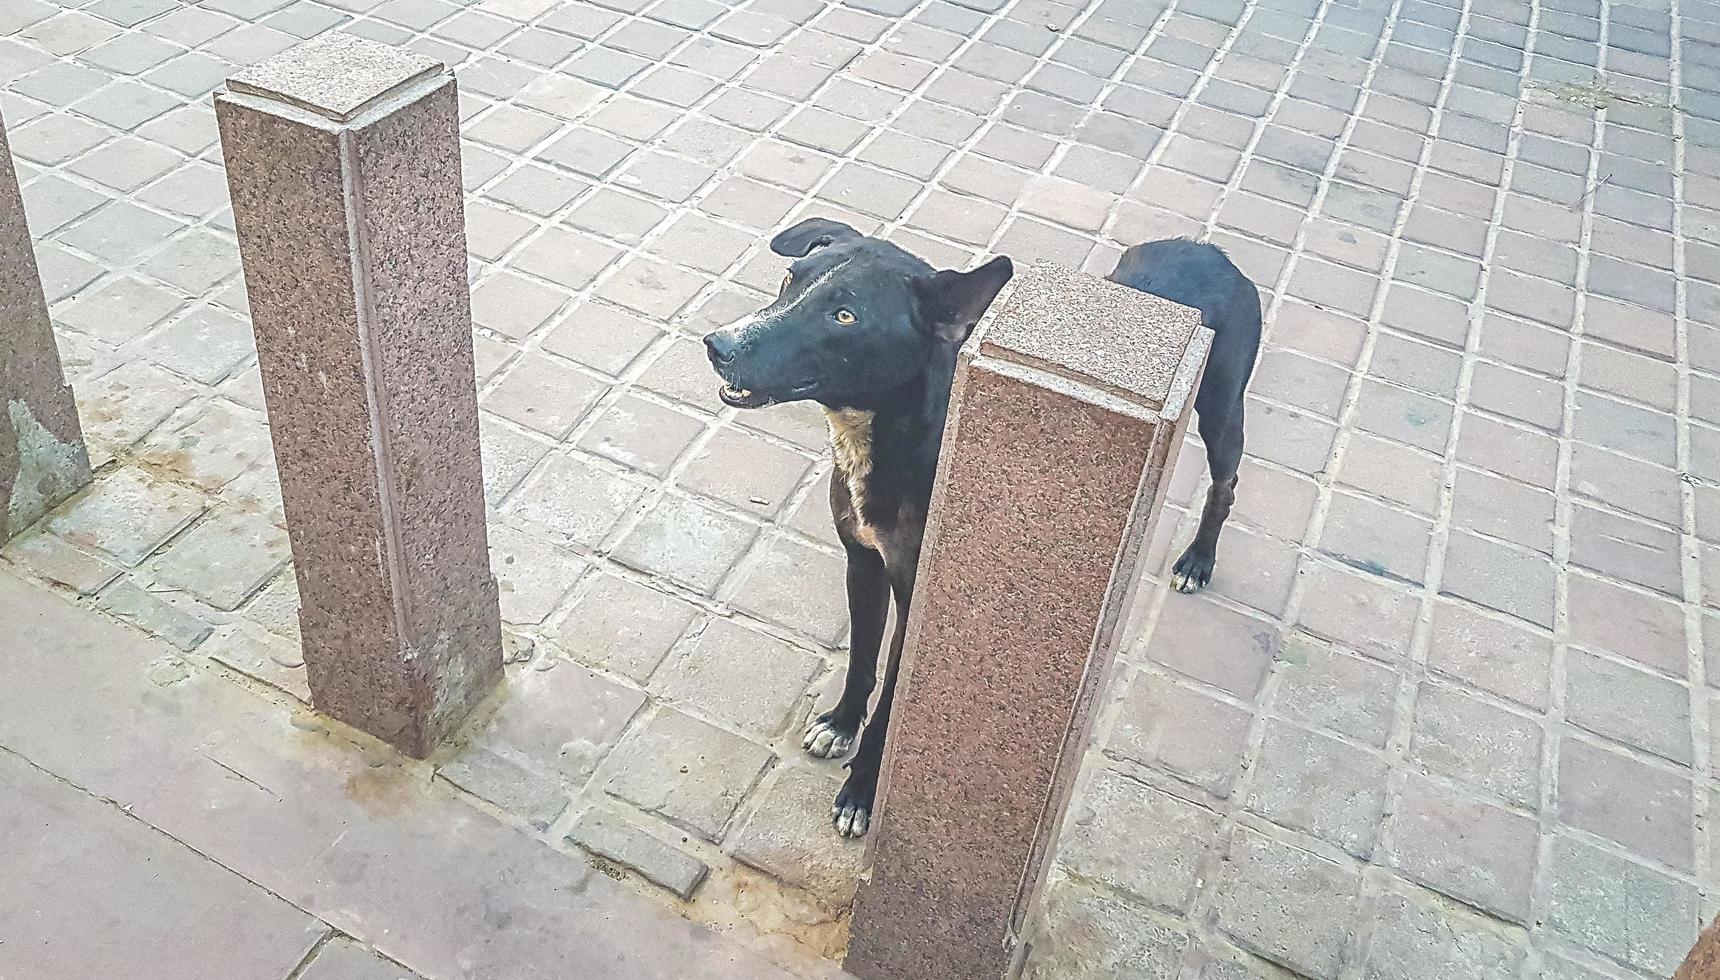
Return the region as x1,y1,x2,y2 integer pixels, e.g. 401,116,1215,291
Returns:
226,32,444,123
968,261,1208,418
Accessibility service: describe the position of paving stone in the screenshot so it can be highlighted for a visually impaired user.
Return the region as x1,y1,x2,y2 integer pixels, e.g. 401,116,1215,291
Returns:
678,426,812,518
478,662,645,787
1024,874,1188,980
726,764,864,905
33,243,105,307
1334,432,1442,516
219,463,285,528
297,938,421,980
1362,886,1525,979
1296,560,1421,661
1439,531,1556,629
0,747,326,979
1570,442,1682,527
202,620,309,700
438,746,568,830
142,307,254,386
1410,682,1542,808
68,136,184,195
1569,504,1683,597
476,415,550,508
151,507,289,611
1059,770,1221,914
1145,593,1280,700
1351,379,1452,455
724,535,847,646
1425,600,1550,710
48,468,206,568
1390,774,1538,924
1253,349,1352,419
505,454,649,549
539,302,662,378
94,577,213,652
241,567,298,641
1546,834,1698,976
1568,572,1686,677
1248,721,1389,858
487,523,587,626
603,708,772,841
612,494,758,595
1273,634,1396,748
574,395,704,478
481,354,607,438
657,617,822,739
135,401,270,496
1318,490,1432,584
1106,670,1251,799
1456,411,1558,488
1,531,122,597
1557,735,1693,872
548,574,698,684
1215,827,1361,979
635,337,729,416
1566,648,1692,765
595,256,708,320
60,200,186,265
470,271,571,340
567,807,710,900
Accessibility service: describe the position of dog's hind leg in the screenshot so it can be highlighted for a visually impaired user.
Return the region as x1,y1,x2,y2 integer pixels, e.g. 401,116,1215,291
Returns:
804,543,889,759
1172,400,1245,593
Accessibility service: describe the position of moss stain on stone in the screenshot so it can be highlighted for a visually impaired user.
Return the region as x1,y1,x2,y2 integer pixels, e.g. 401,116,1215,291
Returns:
6,398,91,539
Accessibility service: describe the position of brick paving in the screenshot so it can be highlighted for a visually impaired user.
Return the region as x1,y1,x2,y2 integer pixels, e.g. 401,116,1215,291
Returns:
0,0,1716,975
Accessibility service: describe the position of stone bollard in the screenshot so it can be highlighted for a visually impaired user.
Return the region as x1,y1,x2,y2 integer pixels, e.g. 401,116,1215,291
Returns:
844,262,1209,980
1,109,92,544
215,34,501,758
1677,917,1720,980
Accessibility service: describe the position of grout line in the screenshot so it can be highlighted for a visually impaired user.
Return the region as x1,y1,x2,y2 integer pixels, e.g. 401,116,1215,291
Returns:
1670,0,1715,926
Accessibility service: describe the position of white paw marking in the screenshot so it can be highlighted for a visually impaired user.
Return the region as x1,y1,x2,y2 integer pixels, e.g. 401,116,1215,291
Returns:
1170,569,1197,593
833,803,870,838
802,718,854,759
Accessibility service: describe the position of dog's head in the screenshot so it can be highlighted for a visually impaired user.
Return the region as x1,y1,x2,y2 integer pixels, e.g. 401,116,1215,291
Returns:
702,218,1013,411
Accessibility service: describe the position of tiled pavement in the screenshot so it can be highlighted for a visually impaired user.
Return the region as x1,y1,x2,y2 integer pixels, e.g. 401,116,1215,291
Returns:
1,0,1718,974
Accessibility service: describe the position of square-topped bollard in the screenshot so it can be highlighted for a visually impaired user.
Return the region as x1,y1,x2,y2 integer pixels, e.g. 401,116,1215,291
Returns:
845,262,1209,980
2,108,91,544
215,34,501,758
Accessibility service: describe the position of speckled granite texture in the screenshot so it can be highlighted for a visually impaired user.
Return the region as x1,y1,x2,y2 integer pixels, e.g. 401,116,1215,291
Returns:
215,42,500,759
846,268,1205,980
0,108,89,543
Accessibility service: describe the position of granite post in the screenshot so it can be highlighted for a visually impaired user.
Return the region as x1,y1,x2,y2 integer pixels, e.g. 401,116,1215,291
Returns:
215,34,501,758
845,262,1209,980
1,109,91,544
1677,917,1720,980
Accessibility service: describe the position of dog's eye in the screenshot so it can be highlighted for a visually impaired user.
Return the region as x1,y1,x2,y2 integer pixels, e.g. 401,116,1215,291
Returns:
780,273,792,294
834,309,856,325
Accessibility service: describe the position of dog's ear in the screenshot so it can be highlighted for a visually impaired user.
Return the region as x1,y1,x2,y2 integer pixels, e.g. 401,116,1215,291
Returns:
770,218,861,257
913,255,1014,344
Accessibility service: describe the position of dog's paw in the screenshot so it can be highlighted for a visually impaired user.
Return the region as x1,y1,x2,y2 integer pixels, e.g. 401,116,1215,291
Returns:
1170,546,1216,593
832,775,874,838
802,711,858,760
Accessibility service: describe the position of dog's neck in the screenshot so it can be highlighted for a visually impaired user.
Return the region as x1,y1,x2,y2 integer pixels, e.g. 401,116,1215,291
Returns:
820,345,960,509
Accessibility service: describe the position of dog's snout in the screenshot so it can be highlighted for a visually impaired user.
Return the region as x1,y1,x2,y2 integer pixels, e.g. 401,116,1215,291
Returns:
704,331,739,366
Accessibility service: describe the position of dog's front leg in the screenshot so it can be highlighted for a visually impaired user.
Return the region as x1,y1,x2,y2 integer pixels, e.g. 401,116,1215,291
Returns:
832,578,911,838
805,543,889,759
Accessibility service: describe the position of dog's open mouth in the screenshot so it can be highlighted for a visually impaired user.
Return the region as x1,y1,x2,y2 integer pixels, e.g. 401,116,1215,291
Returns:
718,383,774,409
717,379,817,409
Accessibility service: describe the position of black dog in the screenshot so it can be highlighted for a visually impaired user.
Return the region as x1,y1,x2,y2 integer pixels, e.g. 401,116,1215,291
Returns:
703,218,1260,837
